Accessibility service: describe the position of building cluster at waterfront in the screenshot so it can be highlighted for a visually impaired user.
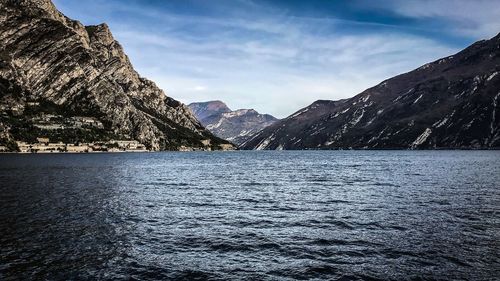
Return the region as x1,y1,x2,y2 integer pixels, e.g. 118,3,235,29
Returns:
30,114,104,130
15,138,148,153
178,143,235,151
9,138,236,153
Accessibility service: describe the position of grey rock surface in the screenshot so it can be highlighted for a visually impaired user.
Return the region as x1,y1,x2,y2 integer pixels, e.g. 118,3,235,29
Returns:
0,0,232,150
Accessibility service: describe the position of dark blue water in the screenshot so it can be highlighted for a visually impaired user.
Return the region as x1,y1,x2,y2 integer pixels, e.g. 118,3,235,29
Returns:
0,151,499,280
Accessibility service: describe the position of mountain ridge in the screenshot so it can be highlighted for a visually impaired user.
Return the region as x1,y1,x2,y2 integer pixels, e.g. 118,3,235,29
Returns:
188,100,231,121
242,32,500,150
188,101,278,146
0,0,233,151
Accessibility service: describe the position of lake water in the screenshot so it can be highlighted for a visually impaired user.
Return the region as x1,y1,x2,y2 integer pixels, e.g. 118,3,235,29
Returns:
0,151,499,280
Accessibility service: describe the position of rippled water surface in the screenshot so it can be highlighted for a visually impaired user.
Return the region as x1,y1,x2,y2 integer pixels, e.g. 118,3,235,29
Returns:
1,151,499,280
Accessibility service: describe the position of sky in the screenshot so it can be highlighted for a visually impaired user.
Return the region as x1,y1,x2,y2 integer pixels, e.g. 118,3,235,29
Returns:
53,0,500,118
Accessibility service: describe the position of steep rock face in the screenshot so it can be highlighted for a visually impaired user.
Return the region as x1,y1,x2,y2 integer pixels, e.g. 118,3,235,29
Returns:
188,101,278,145
242,33,500,150
0,0,231,150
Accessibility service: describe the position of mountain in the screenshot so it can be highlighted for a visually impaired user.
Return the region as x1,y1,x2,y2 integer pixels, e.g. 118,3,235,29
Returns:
188,100,231,121
0,0,233,151
188,101,278,145
242,33,500,150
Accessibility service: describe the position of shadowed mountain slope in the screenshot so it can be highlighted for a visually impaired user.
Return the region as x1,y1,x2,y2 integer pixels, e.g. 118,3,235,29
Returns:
242,33,500,150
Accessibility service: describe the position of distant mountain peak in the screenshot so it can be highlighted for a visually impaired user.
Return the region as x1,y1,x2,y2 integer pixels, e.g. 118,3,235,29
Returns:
222,109,257,117
188,101,232,121
188,101,278,146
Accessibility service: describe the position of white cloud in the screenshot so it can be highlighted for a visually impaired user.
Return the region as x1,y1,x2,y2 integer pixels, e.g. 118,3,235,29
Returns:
192,86,207,91
379,0,500,38
116,25,457,117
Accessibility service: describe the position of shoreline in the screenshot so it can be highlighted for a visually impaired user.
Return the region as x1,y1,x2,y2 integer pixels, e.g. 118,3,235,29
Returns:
1,148,499,154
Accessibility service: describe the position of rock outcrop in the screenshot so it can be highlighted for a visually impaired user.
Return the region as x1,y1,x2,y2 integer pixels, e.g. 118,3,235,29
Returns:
0,0,232,150
242,33,500,150
188,101,278,146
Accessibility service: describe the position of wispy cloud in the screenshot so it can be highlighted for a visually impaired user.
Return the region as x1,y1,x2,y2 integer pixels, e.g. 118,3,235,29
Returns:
371,0,500,38
53,0,497,118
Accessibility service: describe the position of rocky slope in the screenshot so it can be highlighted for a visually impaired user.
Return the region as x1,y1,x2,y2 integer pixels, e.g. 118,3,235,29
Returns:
242,33,500,150
0,0,232,151
188,101,278,145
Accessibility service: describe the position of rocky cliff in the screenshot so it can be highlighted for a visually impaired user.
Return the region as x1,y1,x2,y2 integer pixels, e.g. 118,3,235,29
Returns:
188,101,278,145
242,33,500,150
0,0,232,151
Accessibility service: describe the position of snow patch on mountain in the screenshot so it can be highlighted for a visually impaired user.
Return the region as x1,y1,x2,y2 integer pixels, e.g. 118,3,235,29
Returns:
411,128,432,148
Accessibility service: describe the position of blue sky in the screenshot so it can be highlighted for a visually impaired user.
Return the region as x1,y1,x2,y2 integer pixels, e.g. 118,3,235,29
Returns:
53,0,500,118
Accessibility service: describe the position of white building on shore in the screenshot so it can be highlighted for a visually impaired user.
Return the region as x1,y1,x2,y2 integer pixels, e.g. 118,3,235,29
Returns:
15,138,149,153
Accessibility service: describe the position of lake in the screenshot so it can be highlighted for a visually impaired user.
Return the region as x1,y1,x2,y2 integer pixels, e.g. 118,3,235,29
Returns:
0,151,499,280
